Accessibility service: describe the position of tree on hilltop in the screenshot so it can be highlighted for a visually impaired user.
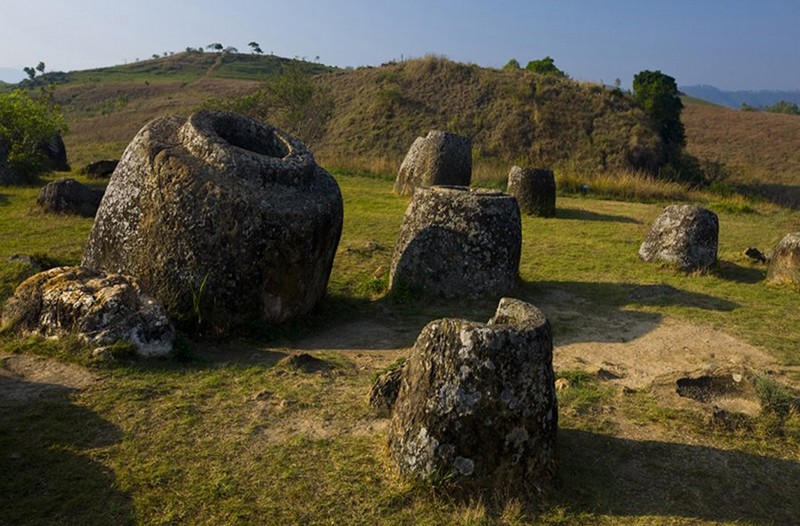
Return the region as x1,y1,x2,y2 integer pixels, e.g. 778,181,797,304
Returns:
503,58,521,70
525,56,567,77
633,70,685,164
248,41,263,54
207,43,223,52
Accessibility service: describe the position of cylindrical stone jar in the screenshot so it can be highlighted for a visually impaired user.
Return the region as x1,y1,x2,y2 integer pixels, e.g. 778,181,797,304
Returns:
506,166,556,217
389,185,521,298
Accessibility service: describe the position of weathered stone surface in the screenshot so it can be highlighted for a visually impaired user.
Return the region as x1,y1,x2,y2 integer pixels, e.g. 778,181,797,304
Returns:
369,366,404,415
639,204,719,271
390,186,521,298
1,266,174,357
38,134,70,172
82,111,343,329
767,232,800,284
506,166,556,217
388,298,558,484
37,177,104,217
80,159,119,179
394,130,472,196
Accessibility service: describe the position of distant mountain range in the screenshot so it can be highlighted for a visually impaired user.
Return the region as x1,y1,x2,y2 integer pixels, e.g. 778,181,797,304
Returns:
680,85,800,109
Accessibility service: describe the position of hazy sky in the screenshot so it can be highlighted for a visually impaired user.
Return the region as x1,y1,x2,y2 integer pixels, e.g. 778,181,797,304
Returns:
1,0,798,90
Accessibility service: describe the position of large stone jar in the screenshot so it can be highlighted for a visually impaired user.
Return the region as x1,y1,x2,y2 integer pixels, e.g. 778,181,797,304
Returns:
767,232,800,285
638,204,718,271
388,298,558,485
82,111,343,329
394,130,472,196
390,186,521,298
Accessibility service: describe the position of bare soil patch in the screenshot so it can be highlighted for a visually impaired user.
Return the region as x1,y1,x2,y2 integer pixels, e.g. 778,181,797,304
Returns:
0,353,95,401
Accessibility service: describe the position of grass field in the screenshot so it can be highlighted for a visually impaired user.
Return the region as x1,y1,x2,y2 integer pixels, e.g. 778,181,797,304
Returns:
1,172,799,525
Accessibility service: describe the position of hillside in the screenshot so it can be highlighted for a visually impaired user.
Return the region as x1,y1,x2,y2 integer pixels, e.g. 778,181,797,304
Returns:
33,53,662,175
7,52,799,207
314,57,662,173
683,101,800,206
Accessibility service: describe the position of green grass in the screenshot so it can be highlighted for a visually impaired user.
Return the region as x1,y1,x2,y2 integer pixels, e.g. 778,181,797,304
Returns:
2,174,799,525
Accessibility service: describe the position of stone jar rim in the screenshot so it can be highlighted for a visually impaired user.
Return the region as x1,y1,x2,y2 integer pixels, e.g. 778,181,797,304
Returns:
427,185,506,198
178,110,316,185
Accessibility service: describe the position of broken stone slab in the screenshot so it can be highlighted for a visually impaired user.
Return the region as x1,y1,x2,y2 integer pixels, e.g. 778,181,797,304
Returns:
82,110,343,330
387,297,558,485
1,266,174,357
767,232,800,285
37,177,104,217
394,130,472,196
639,204,719,271
390,185,521,298
506,166,556,217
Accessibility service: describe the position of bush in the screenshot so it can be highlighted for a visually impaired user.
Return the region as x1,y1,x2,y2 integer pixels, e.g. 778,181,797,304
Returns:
0,90,67,181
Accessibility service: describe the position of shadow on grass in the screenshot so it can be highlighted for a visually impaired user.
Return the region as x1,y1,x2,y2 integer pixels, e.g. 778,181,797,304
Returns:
0,193,8,206
0,376,136,525
558,428,800,524
736,182,800,209
714,260,767,284
510,280,739,345
556,207,641,224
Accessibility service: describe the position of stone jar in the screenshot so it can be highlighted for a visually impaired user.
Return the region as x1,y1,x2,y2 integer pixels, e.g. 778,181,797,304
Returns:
394,130,472,196
82,111,343,329
390,186,521,299
388,297,558,485
506,166,556,217
639,204,718,271
767,232,800,285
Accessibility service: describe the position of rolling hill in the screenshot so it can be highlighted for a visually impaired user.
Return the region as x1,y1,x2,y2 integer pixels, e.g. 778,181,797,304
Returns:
6,52,799,206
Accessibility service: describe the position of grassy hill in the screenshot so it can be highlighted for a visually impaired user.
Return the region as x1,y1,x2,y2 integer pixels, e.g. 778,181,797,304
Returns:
27,53,663,180
683,101,800,206
5,52,799,206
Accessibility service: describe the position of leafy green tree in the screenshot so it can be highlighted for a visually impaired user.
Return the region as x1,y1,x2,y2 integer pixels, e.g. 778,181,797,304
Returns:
503,58,521,70
248,41,263,54
632,70,685,164
525,56,566,77
767,100,800,115
35,62,46,74
22,67,35,80
0,90,67,180
207,43,223,52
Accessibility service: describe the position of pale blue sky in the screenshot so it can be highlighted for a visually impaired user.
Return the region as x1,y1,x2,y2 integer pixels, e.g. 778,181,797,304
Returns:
1,0,798,90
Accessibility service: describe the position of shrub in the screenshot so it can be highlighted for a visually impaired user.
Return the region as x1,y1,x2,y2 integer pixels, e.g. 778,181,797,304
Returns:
0,90,67,181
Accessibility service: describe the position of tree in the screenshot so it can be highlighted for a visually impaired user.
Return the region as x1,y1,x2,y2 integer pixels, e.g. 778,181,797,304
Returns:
632,70,685,164
207,43,223,52
35,62,46,74
503,58,521,70
248,41,263,54
223,46,238,54
767,100,800,115
0,90,67,180
525,56,566,77
22,66,36,80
